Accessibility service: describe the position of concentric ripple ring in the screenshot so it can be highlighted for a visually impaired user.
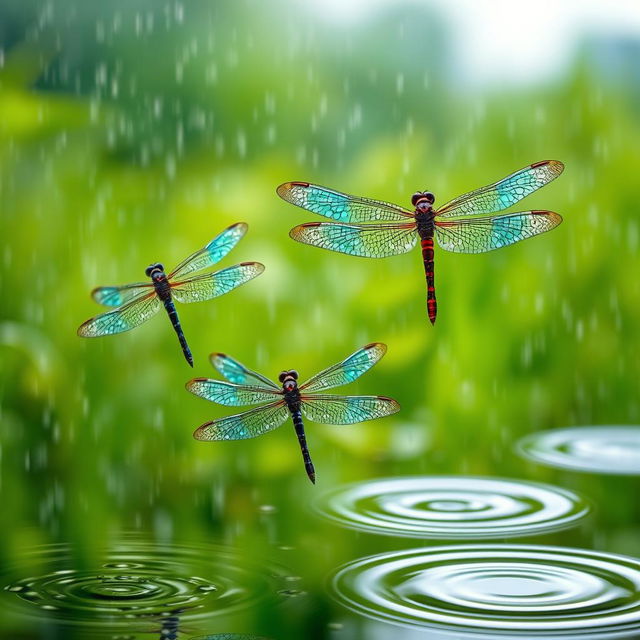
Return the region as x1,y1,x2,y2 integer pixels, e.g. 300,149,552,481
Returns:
517,426,640,475
313,476,590,538
331,544,640,638
2,537,281,626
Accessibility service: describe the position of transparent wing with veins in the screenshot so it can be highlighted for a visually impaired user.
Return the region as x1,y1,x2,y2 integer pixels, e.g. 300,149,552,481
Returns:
435,210,562,253
193,401,289,441
300,395,400,424
300,343,387,393
169,222,248,279
277,182,413,222
289,222,417,258
209,353,280,389
436,160,564,218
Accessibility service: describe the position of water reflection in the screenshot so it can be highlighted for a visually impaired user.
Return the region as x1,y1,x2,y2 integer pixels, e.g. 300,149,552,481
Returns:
331,544,640,637
314,476,590,538
517,426,640,475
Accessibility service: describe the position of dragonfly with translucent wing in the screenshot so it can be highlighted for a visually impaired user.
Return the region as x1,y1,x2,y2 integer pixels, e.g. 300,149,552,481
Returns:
278,160,564,324
78,223,264,366
186,343,400,483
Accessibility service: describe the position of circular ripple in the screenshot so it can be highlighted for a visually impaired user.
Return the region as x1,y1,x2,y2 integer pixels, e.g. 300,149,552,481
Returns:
313,476,590,539
517,426,640,475
2,537,280,627
331,545,640,638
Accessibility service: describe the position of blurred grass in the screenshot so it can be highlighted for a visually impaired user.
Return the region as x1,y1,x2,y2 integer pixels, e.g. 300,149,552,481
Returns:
1,1,640,637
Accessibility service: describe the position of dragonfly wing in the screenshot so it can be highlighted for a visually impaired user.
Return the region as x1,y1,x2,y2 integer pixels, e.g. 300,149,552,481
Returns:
435,210,562,254
169,222,248,279
186,378,281,406
436,160,564,218
300,394,400,425
171,262,264,303
92,282,153,307
300,343,387,393
77,292,161,337
290,222,417,258
193,400,289,441
209,353,280,389
277,182,413,222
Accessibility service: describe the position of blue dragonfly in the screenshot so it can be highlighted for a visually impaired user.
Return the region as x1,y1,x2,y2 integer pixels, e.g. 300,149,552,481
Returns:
186,343,400,483
78,223,264,366
278,160,564,324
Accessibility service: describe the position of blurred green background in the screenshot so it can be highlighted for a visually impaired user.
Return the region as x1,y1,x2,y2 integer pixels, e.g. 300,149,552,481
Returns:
1,1,639,638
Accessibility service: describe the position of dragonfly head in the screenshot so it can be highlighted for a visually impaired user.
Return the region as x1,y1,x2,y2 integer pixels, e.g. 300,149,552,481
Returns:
145,262,165,280
411,191,435,213
279,369,299,391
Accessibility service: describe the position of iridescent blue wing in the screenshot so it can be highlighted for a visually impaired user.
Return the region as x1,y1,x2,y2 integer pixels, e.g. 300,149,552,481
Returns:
436,161,564,218
169,222,248,279
299,343,387,393
435,210,562,253
77,292,161,337
91,282,153,307
193,400,289,441
209,353,280,389
277,182,413,222
300,394,400,425
186,378,281,406
289,222,417,258
170,262,264,303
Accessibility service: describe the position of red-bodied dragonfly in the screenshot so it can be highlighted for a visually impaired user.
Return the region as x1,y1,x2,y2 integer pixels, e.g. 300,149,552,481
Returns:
186,343,400,483
78,223,264,366
277,160,564,324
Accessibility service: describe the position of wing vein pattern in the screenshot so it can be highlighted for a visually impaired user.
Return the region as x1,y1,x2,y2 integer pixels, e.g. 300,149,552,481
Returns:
77,292,161,337
186,379,281,406
209,353,280,389
193,401,289,440
300,343,387,392
436,161,564,218
435,210,562,253
301,395,400,425
277,182,413,222
290,222,417,258
170,222,248,279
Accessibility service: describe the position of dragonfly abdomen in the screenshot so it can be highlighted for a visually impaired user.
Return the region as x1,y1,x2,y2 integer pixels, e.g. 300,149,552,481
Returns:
420,233,437,324
162,298,193,367
290,408,316,484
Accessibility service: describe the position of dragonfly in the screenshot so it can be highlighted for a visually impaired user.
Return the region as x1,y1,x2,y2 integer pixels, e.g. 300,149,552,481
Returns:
277,160,564,324
78,222,264,366
186,343,400,483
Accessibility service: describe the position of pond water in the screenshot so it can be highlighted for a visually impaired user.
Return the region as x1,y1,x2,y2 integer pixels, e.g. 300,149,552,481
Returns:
2,1,640,639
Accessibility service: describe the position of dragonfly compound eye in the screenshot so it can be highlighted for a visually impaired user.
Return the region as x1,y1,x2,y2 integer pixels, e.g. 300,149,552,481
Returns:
424,192,435,204
278,372,287,383
411,192,423,207
289,370,299,380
